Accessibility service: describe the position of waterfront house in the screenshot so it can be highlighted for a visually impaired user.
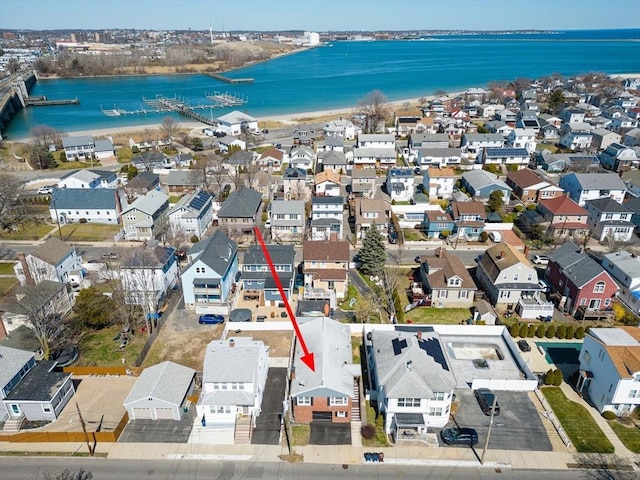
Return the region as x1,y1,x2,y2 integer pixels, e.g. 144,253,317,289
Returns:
181,230,238,315
124,361,195,421
577,327,640,416
215,110,258,136
314,170,341,197
351,169,377,199
49,188,123,225
241,244,294,306
121,189,169,241
559,172,626,206
323,118,358,140
0,345,75,423
355,197,390,242
476,242,542,310
14,237,84,287
310,196,344,241
217,187,262,233
302,240,350,304
505,169,563,204
602,251,640,316
269,200,305,243
416,247,476,308
58,168,117,189
585,198,635,242
61,135,95,161
386,168,415,202
290,317,359,425
424,167,456,200
368,330,457,435
197,337,269,444
167,189,215,239
546,241,618,319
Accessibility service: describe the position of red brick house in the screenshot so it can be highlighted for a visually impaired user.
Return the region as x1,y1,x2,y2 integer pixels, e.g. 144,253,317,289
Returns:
546,241,618,318
290,317,361,424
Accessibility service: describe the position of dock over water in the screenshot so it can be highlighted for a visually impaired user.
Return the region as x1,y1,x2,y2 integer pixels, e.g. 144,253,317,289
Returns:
205,72,254,84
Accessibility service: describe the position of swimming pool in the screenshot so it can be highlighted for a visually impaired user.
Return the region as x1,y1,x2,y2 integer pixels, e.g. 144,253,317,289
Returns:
535,342,583,365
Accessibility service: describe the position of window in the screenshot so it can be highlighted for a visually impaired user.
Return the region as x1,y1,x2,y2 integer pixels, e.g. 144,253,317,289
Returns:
428,407,443,416
460,290,467,298
397,398,421,407
593,282,606,293
583,351,591,365
513,274,519,281
329,397,348,406
42,406,52,413
527,274,533,281
335,411,347,418
629,390,639,399
439,290,447,298
433,392,445,401
580,298,587,306
297,397,311,406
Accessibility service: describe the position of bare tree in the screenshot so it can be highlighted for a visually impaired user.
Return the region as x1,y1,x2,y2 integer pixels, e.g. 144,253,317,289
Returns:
31,125,64,150
573,453,637,480
0,172,29,233
40,468,93,480
160,116,179,146
356,90,390,134
603,230,630,253
356,292,384,323
199,153,226,194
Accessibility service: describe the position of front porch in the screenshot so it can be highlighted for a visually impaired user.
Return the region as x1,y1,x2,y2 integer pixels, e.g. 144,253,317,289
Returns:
391,413,438,446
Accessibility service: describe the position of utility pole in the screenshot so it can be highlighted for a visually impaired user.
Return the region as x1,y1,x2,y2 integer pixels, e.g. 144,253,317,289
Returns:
480,394,498,465
76,402,94,456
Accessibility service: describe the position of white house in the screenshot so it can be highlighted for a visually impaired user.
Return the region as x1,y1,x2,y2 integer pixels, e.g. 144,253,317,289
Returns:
124,361,195,421
357,133,396,148
269,200,306,242
481,147,530,169
507,128,537,154
314,170,341,197
215,110,258,136
196,337,269,444
310,196,344,241
461,133,504,154
353,147,396,170
289,145,315,171
323,118,357,140
416,148,462,170
368,330,457,435
167,189,214,239
61,135,93,161
14,237,84,287
424,167,456,200
602,251,640,316
577,327,640,416
121,189,170,241
386,168,415,202
585,198,635,242
58,169,117,189
559,172,627,206
49,188,124,225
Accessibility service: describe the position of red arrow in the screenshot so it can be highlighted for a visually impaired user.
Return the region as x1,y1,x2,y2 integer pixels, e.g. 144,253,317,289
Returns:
253,226,315,372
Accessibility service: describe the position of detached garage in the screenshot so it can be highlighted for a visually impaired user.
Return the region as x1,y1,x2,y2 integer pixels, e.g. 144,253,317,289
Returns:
124,361,196,421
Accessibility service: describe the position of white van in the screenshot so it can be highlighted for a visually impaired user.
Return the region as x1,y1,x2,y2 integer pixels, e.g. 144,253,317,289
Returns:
488,231,502,242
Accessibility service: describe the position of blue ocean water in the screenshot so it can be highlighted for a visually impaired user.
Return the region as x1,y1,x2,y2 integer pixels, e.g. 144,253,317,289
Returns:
5,29,640,139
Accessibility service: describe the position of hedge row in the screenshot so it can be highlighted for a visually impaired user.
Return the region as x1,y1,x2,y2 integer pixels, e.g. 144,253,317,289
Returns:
509,322,585,340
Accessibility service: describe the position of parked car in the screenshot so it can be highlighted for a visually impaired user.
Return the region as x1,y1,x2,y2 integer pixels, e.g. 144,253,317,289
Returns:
101,252,119,259
37,186,54,195
488,231,502,242
198,314,225,324
414,166,422,175
538,279,550,292
414,255,422,263
440,427,479,446
474,388,500,416
388,232,398,244
532,254,550,265
517,340,531,352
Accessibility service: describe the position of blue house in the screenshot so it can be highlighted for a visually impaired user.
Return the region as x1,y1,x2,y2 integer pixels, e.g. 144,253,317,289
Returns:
241,244,295,306
422,210,455,239
181,230,238,315
460,170,512,202
450,201,487,241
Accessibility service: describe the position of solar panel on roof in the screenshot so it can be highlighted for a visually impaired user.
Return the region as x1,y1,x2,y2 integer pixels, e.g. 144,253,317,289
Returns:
392,337,407,355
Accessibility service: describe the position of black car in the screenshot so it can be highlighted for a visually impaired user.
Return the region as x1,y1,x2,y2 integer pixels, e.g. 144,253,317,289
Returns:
517,339,531,352
440,427,479,446
475,388,500,416
388,232,398,244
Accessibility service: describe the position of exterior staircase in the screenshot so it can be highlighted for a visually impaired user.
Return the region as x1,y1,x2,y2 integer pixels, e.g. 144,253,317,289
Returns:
2,415,25,433
351,378,361,422
234,416,252,444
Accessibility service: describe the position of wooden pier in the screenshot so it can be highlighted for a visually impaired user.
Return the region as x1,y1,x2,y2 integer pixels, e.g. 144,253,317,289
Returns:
205,72,254,84
25,96,80,106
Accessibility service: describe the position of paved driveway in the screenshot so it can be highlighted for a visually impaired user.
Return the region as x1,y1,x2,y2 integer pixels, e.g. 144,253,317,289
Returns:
252,367,287,445
446,389,552,451
119,406,196,443
309,422,351,445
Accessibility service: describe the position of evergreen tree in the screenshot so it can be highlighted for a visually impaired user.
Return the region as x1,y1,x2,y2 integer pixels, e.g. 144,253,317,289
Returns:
487,190,504,213
358,223,386,275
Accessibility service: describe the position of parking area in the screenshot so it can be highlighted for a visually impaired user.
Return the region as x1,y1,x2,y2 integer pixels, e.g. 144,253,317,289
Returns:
118,406,197,443
309,421,352,445
252,367,287,445
447,389,552,451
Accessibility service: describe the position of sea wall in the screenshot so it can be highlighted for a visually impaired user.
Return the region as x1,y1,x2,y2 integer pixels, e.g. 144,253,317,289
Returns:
0,72,37,139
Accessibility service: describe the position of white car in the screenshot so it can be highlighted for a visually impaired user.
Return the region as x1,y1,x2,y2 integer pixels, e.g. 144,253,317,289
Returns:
532,255,550,265
37,186,54,195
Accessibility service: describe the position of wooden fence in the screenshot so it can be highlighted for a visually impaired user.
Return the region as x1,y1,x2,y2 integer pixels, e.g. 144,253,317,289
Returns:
0,412,129,444
63,366,128,376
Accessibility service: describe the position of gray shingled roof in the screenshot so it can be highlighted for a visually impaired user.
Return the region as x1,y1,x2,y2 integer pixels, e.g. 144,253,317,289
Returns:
218,187,261,219
31,237,74,267
243,244,294,266
124,361,195,406
166,170,204,186
50,188,117,210
62,135,93,148
585,197,632,213
188,230,236,276
549,241,608,288
0,345,35,391
564,172,626,191
121,189,168,216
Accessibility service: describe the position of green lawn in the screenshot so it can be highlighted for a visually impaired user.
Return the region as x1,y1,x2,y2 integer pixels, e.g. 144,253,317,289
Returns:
402,229,426,241
609,420,640,454
404,307,472,325
0,263,16,275
59,223,122,242
56,160,102,170
0,222,54,240
291,424,310,446
363,402,389,447
541,387,615,453
77,325,145,367
0,277,18,297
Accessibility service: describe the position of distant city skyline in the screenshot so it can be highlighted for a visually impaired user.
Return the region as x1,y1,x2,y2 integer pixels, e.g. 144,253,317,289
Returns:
1,0,639,32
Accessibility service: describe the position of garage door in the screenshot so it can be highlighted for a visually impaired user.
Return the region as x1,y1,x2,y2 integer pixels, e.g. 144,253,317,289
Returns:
312,411,333,422
154,408,175,420
131,407,152,420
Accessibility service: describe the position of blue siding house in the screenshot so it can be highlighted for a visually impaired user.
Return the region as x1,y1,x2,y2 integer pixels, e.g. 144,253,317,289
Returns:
181,230,238,315
460,170,512,202
241,244,295,306
422,211,455,239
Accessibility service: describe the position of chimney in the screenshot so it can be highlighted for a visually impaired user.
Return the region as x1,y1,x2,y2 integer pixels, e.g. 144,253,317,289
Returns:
18,253,35,287
229,339,235,348
417,330,423,341
406,360,413,371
